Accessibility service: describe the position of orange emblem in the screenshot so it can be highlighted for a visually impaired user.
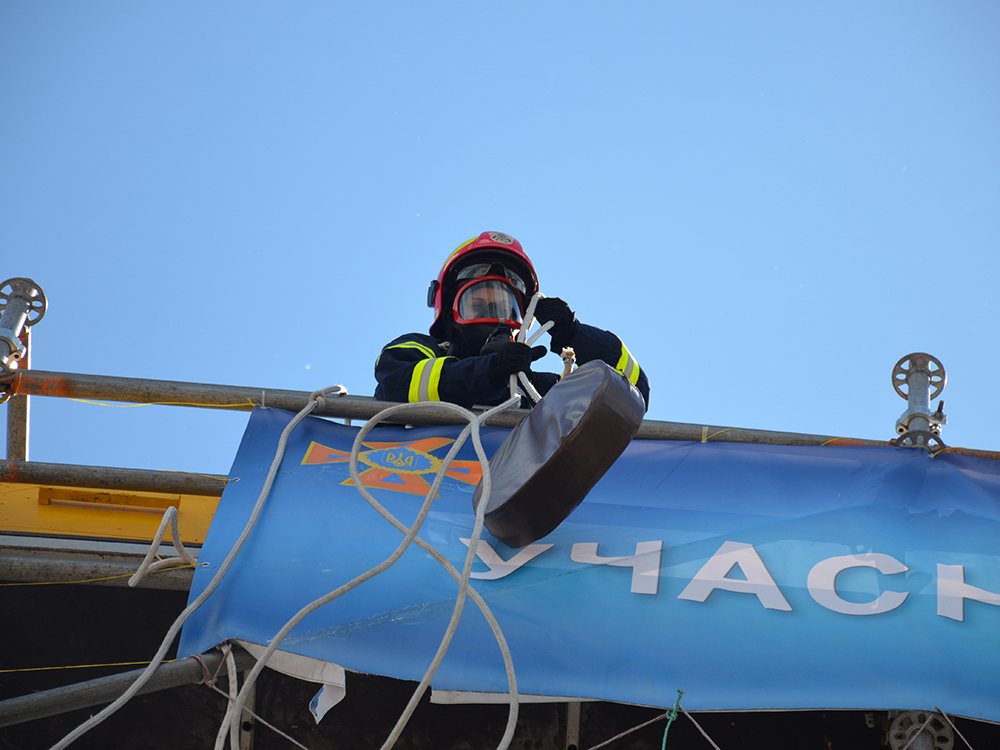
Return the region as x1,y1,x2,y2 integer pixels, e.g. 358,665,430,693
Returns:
302,437,483,496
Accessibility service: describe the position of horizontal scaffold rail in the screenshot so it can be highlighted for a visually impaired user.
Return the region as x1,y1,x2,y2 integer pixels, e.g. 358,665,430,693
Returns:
0,645,255,728
1,368,891,447
0,458,227,496
0,556,196,591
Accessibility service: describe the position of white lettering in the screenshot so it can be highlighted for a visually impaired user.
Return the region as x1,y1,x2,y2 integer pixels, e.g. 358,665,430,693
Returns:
571,541,663,595
460,538,553,580
807,554,909,615
460,537,998,625
678,541,792,611
937,564,1000,621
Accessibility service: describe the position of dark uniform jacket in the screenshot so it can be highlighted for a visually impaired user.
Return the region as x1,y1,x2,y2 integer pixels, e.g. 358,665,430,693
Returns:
374,322,649,411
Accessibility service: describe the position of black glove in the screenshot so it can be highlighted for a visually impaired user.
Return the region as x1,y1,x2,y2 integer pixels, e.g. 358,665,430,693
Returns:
487,341,547,386
533,296,577,353
479,325,515,356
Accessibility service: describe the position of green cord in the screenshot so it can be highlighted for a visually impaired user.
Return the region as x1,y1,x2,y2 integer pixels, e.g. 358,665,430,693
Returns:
661,690,685,750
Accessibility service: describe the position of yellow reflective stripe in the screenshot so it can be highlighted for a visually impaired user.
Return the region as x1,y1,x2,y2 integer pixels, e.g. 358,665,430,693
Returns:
408,357,450,402
615,344,640,386
408,359,429,402
386,341,438,359
427,357,447,401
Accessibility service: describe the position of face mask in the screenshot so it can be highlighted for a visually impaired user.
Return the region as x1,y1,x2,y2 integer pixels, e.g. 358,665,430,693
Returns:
452,278,523,328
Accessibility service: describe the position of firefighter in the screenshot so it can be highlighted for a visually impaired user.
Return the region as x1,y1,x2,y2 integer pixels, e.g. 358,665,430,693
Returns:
374,231,649,411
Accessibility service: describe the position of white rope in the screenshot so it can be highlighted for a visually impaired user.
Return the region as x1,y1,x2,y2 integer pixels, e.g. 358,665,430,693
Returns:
53,333,537,748
211,643,240,750
128,506,199,587
210,310,556,748
199,652,312,750
227,645,239,750
513,371,544,404
520,292,542,340
214,395,523,750
508,292,549,405
48,384,346,750
309,384,347,412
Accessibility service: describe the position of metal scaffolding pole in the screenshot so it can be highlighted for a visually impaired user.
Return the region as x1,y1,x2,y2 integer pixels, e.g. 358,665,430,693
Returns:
0,458,227,496
0,647,255,729
0,556,196,590
5,327,29,461
0,368,889,447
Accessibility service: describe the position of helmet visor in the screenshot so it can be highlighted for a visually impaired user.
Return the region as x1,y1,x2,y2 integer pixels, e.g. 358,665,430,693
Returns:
453,278,524,328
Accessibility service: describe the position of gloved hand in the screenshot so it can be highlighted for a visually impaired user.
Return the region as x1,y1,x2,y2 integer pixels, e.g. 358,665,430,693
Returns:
532,296,577,353
479,325,515,357
487,340,547,386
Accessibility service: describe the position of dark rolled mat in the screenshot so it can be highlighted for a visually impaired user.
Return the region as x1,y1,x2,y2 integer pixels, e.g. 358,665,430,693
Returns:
473,360,646,548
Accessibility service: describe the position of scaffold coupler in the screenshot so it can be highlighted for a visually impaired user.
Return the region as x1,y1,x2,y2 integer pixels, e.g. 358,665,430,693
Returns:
892,352,947,452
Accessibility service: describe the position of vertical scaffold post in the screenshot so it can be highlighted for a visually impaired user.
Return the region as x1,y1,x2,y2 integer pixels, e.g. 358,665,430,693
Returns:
1,277,47,461
891,352,947,451
6,327,30,461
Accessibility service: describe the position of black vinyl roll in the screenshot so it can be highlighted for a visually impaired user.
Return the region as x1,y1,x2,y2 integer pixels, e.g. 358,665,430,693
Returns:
473,360,646,548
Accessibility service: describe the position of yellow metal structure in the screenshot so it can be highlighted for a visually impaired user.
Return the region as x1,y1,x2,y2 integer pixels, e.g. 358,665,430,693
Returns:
0,481,218,544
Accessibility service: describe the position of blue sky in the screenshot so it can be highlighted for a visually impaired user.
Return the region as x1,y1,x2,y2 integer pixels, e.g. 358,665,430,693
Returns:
2,2,998,474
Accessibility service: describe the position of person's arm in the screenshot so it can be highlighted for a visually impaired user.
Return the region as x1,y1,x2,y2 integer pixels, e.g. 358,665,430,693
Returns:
533,298,650,411
374,334,545,408
568,323,650,410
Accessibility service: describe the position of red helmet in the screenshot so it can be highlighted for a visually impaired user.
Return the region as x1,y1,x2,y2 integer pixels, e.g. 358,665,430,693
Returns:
428,232,539,339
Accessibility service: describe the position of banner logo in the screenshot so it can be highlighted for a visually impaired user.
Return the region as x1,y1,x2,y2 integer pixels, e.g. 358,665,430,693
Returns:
302,437,482,496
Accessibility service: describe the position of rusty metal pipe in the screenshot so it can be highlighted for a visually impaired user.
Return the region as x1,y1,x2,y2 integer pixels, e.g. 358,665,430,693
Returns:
0,459,227,496
5,368,989,454
0,369,528,428
5,327,30,461
0,556,196,590
0,646,255,729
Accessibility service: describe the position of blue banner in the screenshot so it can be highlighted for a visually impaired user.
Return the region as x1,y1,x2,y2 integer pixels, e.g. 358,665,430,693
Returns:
179,408,1000,721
